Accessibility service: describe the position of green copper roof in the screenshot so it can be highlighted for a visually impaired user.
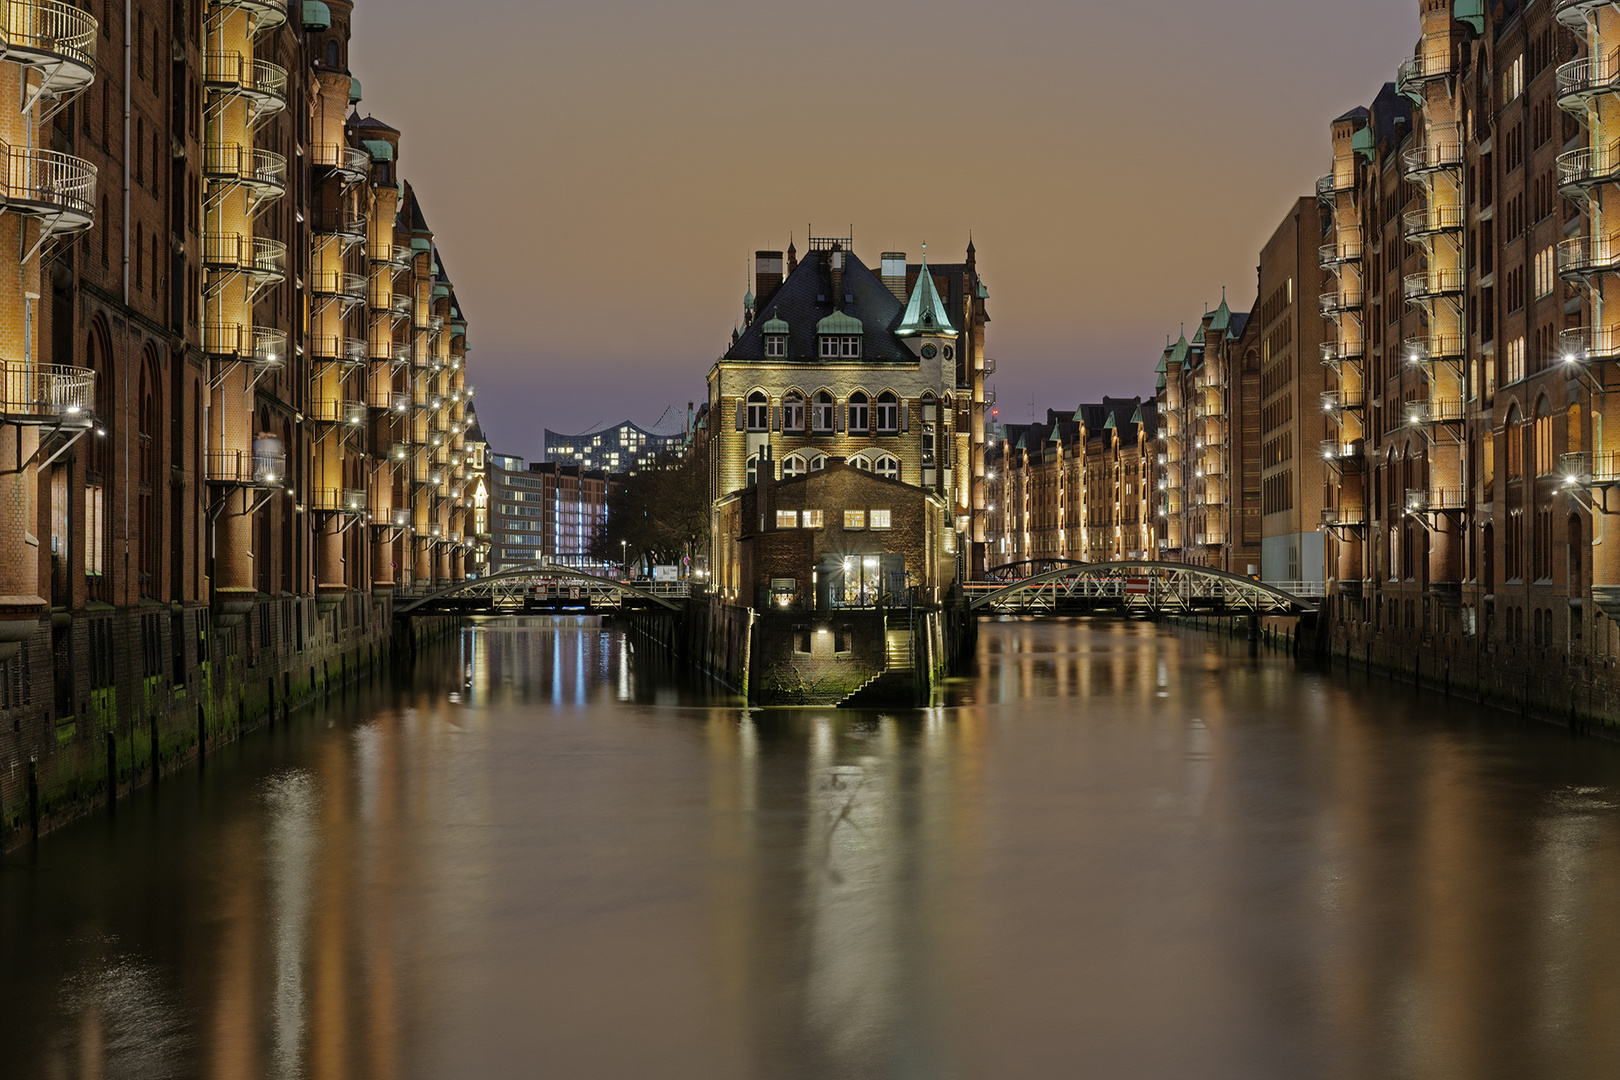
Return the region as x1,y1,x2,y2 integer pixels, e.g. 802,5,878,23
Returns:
744,288,754,309
348,77,362,104
1351,125,1375,162
1131,405,1144,425
1209,295,1231,334
1103,414,1116,430
1072,406,1086,422
897,252,957,336
411,237,431,253
1014,434,1026,450
302,1,331,30
432,284,449,299
1168,331,1190,365
817,310,863,335
1157,373,1167,390
1048,426,1062,443
363,139,392,162
1155,354,1168,374
762,314,789,335
1454,0,1484,34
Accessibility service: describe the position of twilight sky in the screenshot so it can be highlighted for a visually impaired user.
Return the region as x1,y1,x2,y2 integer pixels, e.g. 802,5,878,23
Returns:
350,0,1421,462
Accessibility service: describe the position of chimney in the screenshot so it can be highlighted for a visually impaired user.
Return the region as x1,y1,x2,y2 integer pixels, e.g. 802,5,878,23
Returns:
829,245,844,306
754,251,784,309
757,442,775,529
881,252,907,300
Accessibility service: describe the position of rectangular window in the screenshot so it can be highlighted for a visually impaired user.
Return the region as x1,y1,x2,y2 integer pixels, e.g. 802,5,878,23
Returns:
844,510,866,530
802,509,824,528
820,336,838,358
766,335,785,357
776,510,799,529
840,335,861,358
870,509,892,529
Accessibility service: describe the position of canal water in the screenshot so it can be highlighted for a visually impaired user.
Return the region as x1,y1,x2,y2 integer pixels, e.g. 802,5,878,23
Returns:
6,617,1620,1079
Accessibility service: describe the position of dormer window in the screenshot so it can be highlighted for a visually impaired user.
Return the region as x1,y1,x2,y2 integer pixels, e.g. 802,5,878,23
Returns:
766,334,785,357
821,335,861,358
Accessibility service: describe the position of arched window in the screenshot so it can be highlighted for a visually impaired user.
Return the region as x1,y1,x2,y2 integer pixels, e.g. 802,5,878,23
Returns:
782,455,807,478
848,391,869,433
138,353,159,598
326,39,340,67
813,390,834,432
875,391,899,433
746,453,760,487
1533,396,1554,475
1570,513,1584,594
783,391,805,432
808,453,827,472
849,455,871,472
875,455,900,481
86,327,113,600
746,391,768,431
1505,404,1524,479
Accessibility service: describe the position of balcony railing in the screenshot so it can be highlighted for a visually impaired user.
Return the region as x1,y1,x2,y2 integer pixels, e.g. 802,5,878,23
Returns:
310,398,367,426
203,143,286,197
1402,268,1465,302
1321,505,1366,527
1320,388,1365,412
1559,324,1620,364
214,0,288,31
1561,451,1620,483
311,206,366,241
1557,49,1620,110
310,488,369,515
0,362,93,426
310,141,370,182
1556,0,1609,29
1321,340,1364,366
1403,203,1465,236
202,52,287,115
1315,170,1354,202
202,232,286,283
1321,438,1365,465
1557,142,1620,196
1404,488,1468,513
2,1,99,95
202,323,287,367
206,447,285,487
1400,126,1463,176
1405,398,1466,425
309,335,367,367
310,269,366,302
1397,52,1453,97
0,145,95,232
1404,333,1466,365
1319,240,1363,269
370,391,411,414
1320,288,1365,315
389,440,418,462
1558,235,1620,280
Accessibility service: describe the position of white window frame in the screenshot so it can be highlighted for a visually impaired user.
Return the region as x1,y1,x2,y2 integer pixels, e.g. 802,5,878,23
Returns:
765,335,785,357
870,509,892,529
746,392,769,431
874,392,899,433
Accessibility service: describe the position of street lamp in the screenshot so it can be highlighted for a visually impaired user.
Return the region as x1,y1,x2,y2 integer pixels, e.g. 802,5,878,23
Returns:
621,540,628,579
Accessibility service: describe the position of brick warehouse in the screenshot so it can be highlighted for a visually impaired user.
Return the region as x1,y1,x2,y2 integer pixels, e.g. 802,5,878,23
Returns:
0,0,481,847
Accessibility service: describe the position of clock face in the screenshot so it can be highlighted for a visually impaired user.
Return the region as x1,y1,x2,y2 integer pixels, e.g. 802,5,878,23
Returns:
921,343,938,360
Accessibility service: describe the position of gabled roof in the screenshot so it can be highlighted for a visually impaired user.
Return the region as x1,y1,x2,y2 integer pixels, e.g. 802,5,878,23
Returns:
897,250,957,336
723,248,914,363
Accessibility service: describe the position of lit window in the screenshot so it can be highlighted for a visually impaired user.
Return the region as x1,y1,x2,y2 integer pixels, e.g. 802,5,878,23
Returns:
776,510,799,529
875,455,899,481
802,509,824,528
870,509,892,529
848,392,869,432
875,392,899,433
844,509,866,530
813,391,834,432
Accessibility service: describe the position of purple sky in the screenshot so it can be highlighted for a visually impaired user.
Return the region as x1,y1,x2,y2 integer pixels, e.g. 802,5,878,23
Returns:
350,0,1421,461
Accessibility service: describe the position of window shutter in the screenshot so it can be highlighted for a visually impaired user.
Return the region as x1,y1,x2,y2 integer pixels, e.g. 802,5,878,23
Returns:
735,401,745,431
901,402,909,433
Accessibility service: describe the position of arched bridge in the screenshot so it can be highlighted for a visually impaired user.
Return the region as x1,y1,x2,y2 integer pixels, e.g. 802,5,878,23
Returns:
967,560,1317,616
395,566,685,616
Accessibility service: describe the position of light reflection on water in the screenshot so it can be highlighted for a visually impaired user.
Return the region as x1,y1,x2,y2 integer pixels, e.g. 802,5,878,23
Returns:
5,616,1620,1077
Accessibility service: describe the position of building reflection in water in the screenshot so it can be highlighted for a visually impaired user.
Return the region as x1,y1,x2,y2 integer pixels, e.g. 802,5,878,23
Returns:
14,617,1620,1077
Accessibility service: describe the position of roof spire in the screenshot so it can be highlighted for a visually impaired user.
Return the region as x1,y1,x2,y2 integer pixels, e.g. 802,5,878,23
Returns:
897,242,956,336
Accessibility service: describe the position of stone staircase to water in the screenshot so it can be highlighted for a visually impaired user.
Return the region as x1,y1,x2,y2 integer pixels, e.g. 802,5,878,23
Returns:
839,628,915,707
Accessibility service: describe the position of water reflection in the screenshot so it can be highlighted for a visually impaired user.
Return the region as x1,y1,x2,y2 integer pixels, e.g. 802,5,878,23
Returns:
6,617,1620,1077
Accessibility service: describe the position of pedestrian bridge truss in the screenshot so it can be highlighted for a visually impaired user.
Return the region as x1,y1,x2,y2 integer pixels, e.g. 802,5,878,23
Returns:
966,561,1316,616
395,566,687,616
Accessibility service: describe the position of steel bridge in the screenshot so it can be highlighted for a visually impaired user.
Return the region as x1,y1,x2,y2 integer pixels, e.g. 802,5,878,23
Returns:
394,566,686,616
966,560,1316,616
